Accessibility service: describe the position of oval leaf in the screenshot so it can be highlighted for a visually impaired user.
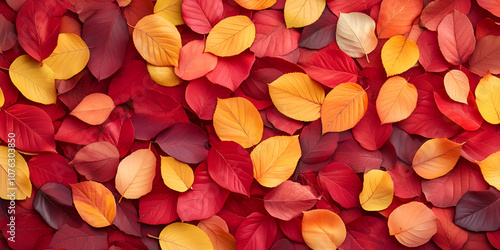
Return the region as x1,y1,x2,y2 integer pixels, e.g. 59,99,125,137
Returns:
359,169,394,211
336,12,377,58
161,156,194,192
444,69,470,104
154,0,184,26
437,10,475,65
43,33,90,80
205,15,256,57
433,90,483,131
115,148,156,199
213,97,263,148
197,216,236,250
9,54,56,105
235,212,277,250
431,207,469,250
263,180,319,221
388,201,438,247
182,0,223,34
269,73,325,122
469,35,500,76
302,209,346,249
478,151,500,191
321,82,368,133
376,76,418,124
0,146,31,200
234,0,276,10
185,78,231,120
476,73,500,124
70,141,120,183
376,0,423,38
156,122,209,164
70,93,115,126
381,35,419,77
71,181,116,228
147,64,181,87
133,14,182,66
284,0,326,28
454,188,500,232
158,222,214,250
412,138,462,179
174,39,218,80
251,135,301,188
318,162,362,209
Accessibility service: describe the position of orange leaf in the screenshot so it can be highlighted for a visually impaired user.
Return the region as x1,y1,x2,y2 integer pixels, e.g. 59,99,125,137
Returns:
115,148,156,199
444,70,470,104
412,138,462,179
376,76,418,124
388,201,438,247
377,0,423,39
70,93,115,125
302,209,346,249
198,216,236,250
174,39,217,81
477,151,500,191
71,181,116,228
321,82,368,133
381,35,420,76
233,0,276,10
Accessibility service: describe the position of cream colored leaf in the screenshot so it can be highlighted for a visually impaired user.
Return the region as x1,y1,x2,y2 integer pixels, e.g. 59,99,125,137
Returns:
336,12,378,59
284,0,326,28
444,70,470,104
205,16,256,57
43,33,90,80
115,148,156,199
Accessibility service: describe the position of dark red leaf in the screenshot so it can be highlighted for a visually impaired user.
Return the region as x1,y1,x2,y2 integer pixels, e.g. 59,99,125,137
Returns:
299,8,337,50
156,122,209,164
332,138,383,173
278,218,304,243
431,207,468,250
327,0,381,16
263,181,319,221
299,120,339,165
339,216,394,250
107,60,153,105
318,162,362,209
235,212,277,250
113,200,141,237
54,116,101,145
265,107,304,135
34,183,80,230
69,141,120,182
28,153,77,188
452,123,500,162
206,51,255,91
417,30,451,72
352,102,392,151
185,77,231,120
122,0,153,34
476,18,500,40
389,126,425,165
454,187,500,232
0,71,18,108
49,224,107,250
138,182,179,225
58,71,108,110
462,232,495,249
487,230,500,249
387,160,421,199
434,90,483,131
99,117,135,158
182,0,223,34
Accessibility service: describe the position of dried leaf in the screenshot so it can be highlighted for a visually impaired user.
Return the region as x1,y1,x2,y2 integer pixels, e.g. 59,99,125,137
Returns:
336,12,377,59
161,156,194,192
359,169,394,211
381,35,419,77
376,76,418,124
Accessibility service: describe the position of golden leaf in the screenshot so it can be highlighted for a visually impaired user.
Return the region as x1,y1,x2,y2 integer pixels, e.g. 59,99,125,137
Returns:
43,33,90,80
0,146,31,200
477,151,500,191
233,0,276,10
71,181,116,228
381,35,419,77
154,0,184,26
284,0,326,28
359,169,394,211
302,209,346,249
157,222,214,250
147,64,181,87
161,156,194,192
376,76,418,123
475,72,500,124
205,16,255,57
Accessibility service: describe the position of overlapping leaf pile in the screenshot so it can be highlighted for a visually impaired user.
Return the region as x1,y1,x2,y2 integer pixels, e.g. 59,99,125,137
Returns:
1,0,500,249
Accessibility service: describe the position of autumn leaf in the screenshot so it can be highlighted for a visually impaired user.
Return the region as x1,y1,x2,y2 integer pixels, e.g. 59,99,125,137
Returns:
0,146,31,200
70,141,120,183
376,76,418,124
263,181,319,221
70,93,115,126
71,181,116,228
475,72,500,124
197,216,236,250
412,138,462,179
444,70,470,104
205,16,256,57
147,64,181,87
115,148,156,200
160,156,194,192
336,12,377,59
155,222,214,250
302,209,346,249
359,169,394,211
154,0,184,26
469,35,500,76
234,0,277,10
174,39,218,80
478,151,500,191
381,35,419,77
284,0,326,28
0,87,4,108
377,0,423,38
437,11,475,65
43,33,90,80
388,201,438,247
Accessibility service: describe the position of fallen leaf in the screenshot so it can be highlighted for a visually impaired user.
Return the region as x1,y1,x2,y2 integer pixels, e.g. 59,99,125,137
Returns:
70,141,120,183
71,181,116,228
156,122,209,164
157,222,214,250
147,64,181,87
233,0,276,10
469,35,500,76
160,156,194,192
336,12,377,59
154,0,184,26
302,209,346,249
174,39,217,80
284,0,325,28
235,212,277,250
376,0,423,38
432,207,469,250
0,146,31,200
70,93,115,126
263,180,319,221
198,216,236,250
437,10,475,65
182,0,223,34
359,169,394,211
115,147,156,199
318,162,362,209
444,70,470,104
412,138,462,179
478,151,500,191
381,35,419,77
388,201,437,247
433,90,483,131
376,76,418,123
475,73,500,124
185,78,232,120
205,15,255,57
43,33,90,80
454,188,500,232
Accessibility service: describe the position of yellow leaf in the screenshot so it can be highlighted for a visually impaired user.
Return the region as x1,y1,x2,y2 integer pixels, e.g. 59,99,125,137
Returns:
147,64,181,87
475,72,500,124
198,216,236,250
157,222,214,250
71,181,116,228
321,82,368,133
43,33,90,80
412,138,462,179
0,87,4,108
70,93,115,125
302,209,346,249
161,156,194,192
133,14,182,67
233,0,276,10
336,12,378,59
269,73,325,122
444,70,470,104
213,97,263,148
381,35,419,77
376,76,418,124
154,0,184,26
251,135,301,188
115,148,156,199
0,146,31,200
205,16,256,57
8,54,56,105
477,151,500,191
359,169,394,211
284,0,326,28
388,202,437,248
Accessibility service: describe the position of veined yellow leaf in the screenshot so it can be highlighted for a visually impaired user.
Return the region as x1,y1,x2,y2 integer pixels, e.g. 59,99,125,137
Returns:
251,136,301,188
0,146,31,200
154,0,184,26
359,169,394,211
115,148,156,199
70,93,115,125
412,138,462,179
133,14,182,66
0,87,4,108
205,16,255,57
284,0,326,28
381,35,419,77
376,76,418,124
161,156,194,192
336,12,378,59
198,216,236,250
444,70,470,104
147,64,181,87
476,73,500,124
43,33,90,80
213,97,263,148
477,151,500,191
9,54,56,105
269,73,325,122
388,202,437,248
157,222,214,250
321,82,368,133
302,209,346,249
71,181,116,228
233,0,276,10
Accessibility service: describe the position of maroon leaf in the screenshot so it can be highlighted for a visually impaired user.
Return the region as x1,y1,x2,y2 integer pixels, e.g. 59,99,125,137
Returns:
49,224,107,250
235,212,277,250
138,182,179,225
206,51,255,91
28,153,77,188
299,8,337,50
327,0,381,16
278,218,304,243
1,212,54,249
339,216,394,250
99,117,135,158
299,120,339,165
318,162,362,209
352,102,392,151
387,160,421,199
69,141,120,182
156,122,209,164
417,30,451,72
33,183,79,230
113,200,141,237
432,207,468,250
185,78,231,120
332,138,383,173
107,60,154,105
182,0,223,34
0,71,18,108
454,187,500,232
389,126,425,165
487,230,500,249
452,123,500,162
122,0,153,34
54,116,101,145
263,181,319,221
58,71,108,110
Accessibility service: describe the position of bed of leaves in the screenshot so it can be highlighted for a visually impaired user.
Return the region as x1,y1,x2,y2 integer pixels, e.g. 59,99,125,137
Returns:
1,0,500,249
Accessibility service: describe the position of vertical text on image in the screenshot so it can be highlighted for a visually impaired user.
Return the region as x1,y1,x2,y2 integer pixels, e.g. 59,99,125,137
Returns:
6,132,16,243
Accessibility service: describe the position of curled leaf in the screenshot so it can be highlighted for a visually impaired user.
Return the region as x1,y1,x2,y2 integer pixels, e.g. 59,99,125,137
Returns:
388,201,438,247
302,209,346,249
359,169,394,211
161,156,194,192
336,12,377,59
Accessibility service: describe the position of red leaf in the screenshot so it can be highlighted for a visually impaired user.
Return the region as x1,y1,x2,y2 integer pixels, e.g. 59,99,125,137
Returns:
0,104,56,153
454,187,500,232
207,141,253,197
138,182,179,225
422,159,489,208
33,183,80,230
339,216,394,250
389,126,425,165
452,123,500,162
437,10,475,65
156,122,209,164
113,200,141,237
99,117,135,158
54,116,101,145
263,181,319,221
318,162,362,209
185,78,231,120
122,0,153,34
387,160,421,199
278,218,304,243
182,0,223,34
299,120,339,165
299,8,337,50
82,6,129,80
59,71,108,110
235,212,277,250
49,224,107,249
206,51,255,91
28,153,77,188
0,71,18,108
69,141,120,182
417,30,451,72
420,0,471,31
16,0,61,61
250,10,300,58
476,18,500,40
265,107,304,135
2,212,54,249
487,230,500,249
434,90,483,131
469,35,500,76
108,60,153,105
352,102,392,151
332,138,383,173
174,40,218,80
327,0,381,16
431,207,468,250
177,163,230,221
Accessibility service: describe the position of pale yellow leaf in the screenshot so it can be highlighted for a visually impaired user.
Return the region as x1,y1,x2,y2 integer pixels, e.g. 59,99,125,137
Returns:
43,33,90,80
284,0,326,28
115,148,156,199
475,72,500,124
477,151,500,191
381,35,420,77
205,16,256,57
233,0,276,10
336,12,378,59
70,93,115,125
302,209,346,249
154,0,184,26
9,54,56,105
0,146,31,200
412,138,462,179
161,156,194,192
147,64,181,87
158,222,214,250
376,76,418,123
444,70,470,104
359,169,394,211
269,73,325,122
